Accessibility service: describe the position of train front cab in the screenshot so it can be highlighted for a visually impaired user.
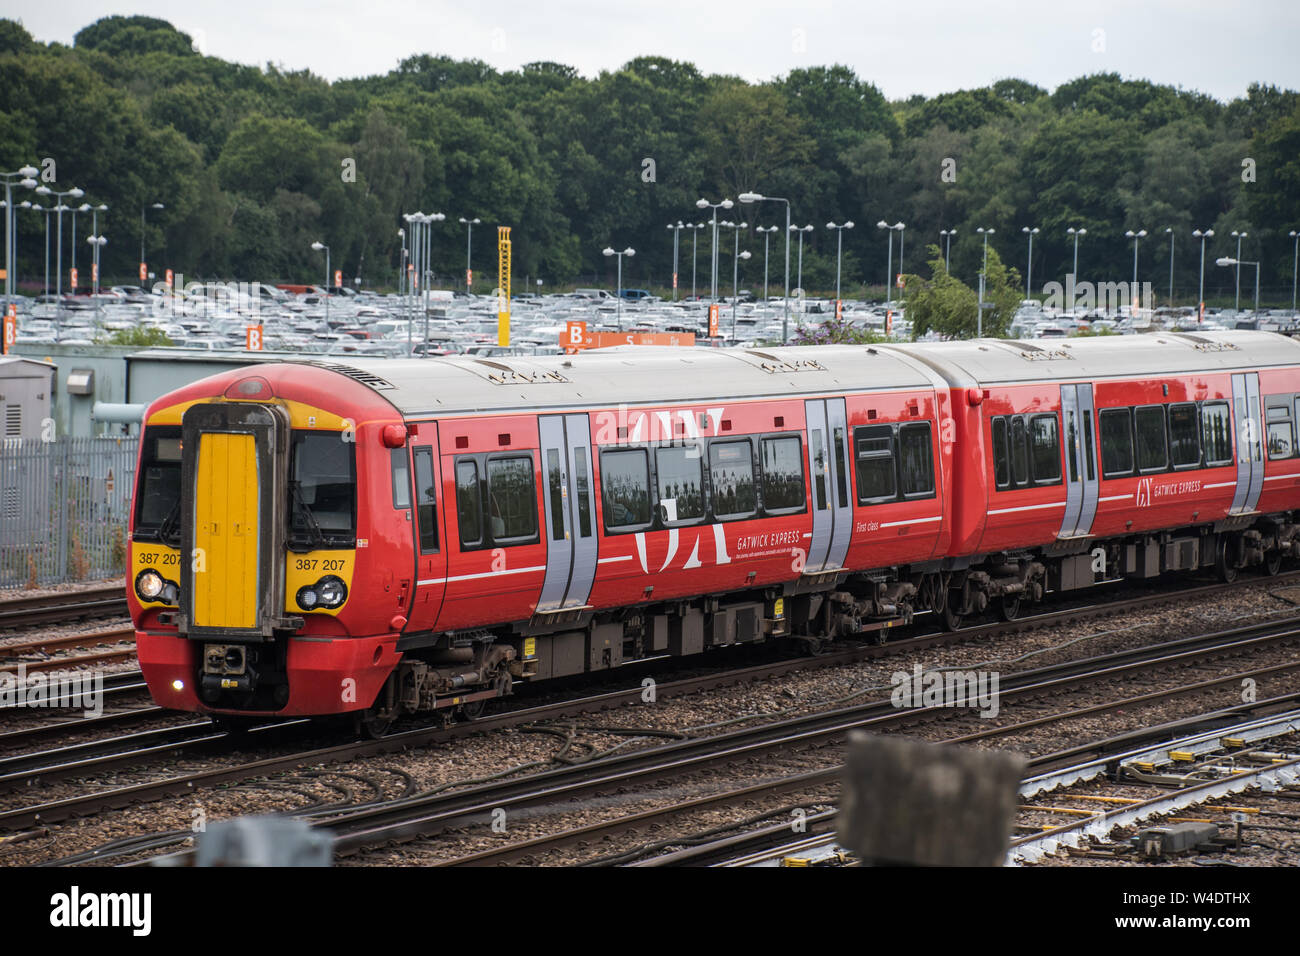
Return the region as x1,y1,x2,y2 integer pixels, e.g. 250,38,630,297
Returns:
132,371,406,720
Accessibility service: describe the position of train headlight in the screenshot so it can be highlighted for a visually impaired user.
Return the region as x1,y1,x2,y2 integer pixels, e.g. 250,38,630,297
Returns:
136,569,164,601
297,585,320,610
316,576,347,608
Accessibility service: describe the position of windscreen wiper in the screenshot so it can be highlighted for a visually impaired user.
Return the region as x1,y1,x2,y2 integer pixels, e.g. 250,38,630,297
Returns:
288,480,327,552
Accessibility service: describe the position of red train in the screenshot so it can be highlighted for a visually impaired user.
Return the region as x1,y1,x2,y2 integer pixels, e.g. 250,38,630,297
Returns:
128,331,1300,733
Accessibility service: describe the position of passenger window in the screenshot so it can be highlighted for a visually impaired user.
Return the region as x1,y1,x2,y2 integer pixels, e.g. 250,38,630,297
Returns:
832,427,849,509
855,425,896,502
1083,415,1096,481
413,447,438,553
991,417,1009,489
710,439,757,519
1201,402,1233,467
1266,399,1294,460
1099,408,1133,477
1065,410,1079,482
761,436,805,512
811,429,828,510
547,448,565,540
656,445,705,522
600,448,651,530
390,447,411,510
1135,405,1168,473
456,459,482,547
486,456,538,542
899,422,935,497
574,447,592,538
1268,422,1294,460
1168,403,1200,468
1011,417,1029,487
1029,414,1061,484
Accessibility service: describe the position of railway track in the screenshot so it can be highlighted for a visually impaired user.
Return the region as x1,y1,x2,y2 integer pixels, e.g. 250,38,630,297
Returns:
5,570,1300,863
410,658,1300,867
0,586,128,630
0,626,136,673
675,711,1300,869
95,613,1300,866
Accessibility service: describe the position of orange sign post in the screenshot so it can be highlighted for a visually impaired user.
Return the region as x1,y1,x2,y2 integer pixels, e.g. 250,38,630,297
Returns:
708,304,719,338
2,305,16,355
139,262,147,282
246,326,263,351
70,267,78,292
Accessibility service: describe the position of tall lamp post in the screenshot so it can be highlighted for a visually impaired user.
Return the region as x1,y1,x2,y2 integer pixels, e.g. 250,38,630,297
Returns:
667,222,684,301
1125,229,1147,304
977,227,994,336
687,222,704,300
1290,230,1298,314
1218,256,1259,318
738,192,792,342
1231,230,1248,311
790,223,813,302
311,241,330,327
1193,228,1214,320
1,165,38,312
826,220,855,305
877,220,894,300
754,225,777,305
696,198,734,303
939,228,956,273
138,201,164,283
1021,226,1040,299
602,246,635,328
86,233,107,329
1066,227,1086,282
459,216,481,293
1164,227,1175,305
21,202,53,298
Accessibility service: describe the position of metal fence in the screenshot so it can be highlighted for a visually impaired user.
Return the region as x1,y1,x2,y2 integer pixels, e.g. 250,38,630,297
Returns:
0,437,138,588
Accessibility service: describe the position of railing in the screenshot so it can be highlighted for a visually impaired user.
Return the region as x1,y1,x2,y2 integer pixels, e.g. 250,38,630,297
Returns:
0,437,138,588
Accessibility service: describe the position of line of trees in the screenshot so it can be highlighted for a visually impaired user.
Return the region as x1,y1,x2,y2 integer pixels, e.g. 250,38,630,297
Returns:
1,15,1298,304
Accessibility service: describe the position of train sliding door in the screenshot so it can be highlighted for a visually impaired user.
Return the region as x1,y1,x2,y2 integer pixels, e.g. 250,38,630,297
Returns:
1059,383,1099,538
804,398,853,572
537,414,599,611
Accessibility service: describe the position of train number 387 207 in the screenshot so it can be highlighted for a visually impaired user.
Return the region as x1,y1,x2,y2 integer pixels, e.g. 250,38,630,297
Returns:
295,558,347,571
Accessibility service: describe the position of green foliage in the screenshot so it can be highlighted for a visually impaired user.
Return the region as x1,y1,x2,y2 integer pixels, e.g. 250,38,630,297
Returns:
74,16,196,58
0,18,1295,301
907,244,1020,339
791,312,886,346
97,326,173,347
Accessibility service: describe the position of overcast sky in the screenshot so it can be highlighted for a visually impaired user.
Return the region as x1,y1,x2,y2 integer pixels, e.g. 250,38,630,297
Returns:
19,1,1300,102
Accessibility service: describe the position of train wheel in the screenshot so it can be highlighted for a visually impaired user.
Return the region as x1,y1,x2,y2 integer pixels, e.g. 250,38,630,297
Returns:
356,710,395,739
999,595,1022,622
460,696,487,721
1216,538,1239,584
1263,550,1284,576
943,592,965,631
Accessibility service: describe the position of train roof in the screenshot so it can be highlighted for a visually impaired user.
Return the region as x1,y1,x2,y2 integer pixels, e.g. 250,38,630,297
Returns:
883,330,1300,387
298,330,1300,417
302,345,942,416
